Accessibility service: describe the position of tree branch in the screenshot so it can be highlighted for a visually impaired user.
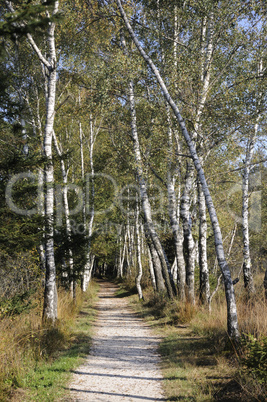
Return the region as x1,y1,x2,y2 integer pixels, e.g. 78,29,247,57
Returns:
4,0,51,70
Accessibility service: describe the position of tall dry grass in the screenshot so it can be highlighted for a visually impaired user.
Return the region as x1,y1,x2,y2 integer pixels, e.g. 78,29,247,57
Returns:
138,278,267,400
189,276,267,340
0,286,83,400
237,295,267,338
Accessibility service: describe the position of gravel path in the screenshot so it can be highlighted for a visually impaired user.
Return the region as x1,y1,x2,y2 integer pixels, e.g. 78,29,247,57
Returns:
68,281,166,401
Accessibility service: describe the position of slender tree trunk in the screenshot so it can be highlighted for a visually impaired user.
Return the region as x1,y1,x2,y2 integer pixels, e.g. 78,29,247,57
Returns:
79,119,88,291
146,233,166,292
117,0,239,339
53,131,75,297
119,231,127,278
128,79,175,298
147,245,157,291
172,5,186,298
37,168,46,272
198,180,210,304
126,190,134,268
79,117,93,291
180,162,196,304
42,4,59,322
42,72,57,321
135,197,143,299
166,106,186,300
83,115,96,291
242,162,256,295
242,58,262,295
172,129,186,299
5,2,59,321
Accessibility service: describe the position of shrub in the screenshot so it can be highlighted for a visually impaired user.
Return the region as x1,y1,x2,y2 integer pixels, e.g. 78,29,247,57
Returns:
143,290,168,317
241,334,267,384
0,290,36,317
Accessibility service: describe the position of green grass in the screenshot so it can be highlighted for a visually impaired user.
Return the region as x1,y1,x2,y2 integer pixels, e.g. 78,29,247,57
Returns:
9,282,99,402
158,328,237,402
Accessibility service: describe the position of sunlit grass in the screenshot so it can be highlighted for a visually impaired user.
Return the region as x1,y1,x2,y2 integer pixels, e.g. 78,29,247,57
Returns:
0,281,99,402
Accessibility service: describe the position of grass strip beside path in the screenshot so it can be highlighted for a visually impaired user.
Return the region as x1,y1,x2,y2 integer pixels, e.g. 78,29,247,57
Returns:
19,282,99,402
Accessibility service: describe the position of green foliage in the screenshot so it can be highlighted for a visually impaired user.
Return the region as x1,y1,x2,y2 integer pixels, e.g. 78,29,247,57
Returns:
0,0,58,37
241,334,267,384
0,290,36,317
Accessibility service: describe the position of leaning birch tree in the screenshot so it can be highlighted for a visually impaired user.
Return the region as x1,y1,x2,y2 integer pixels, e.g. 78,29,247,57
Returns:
116,0,239,339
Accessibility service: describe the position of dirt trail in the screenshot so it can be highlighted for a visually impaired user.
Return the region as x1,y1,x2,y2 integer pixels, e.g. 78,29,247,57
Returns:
68,281,166,401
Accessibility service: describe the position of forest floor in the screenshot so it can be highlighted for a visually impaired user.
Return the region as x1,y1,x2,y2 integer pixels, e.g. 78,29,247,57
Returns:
67,281,165,401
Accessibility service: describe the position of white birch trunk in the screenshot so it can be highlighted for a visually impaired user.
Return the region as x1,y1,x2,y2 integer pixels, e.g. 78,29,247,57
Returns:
171,257,177,283
79,119,88,291
117,0,239,339
242,58,262,295
146,234,166,292
242,152,256,295
42,2,59,322
198,180,210,304
118,231,127,278
53,131,75,297
128,79,175,298
147,246,157,291
166,107,186,300
83,116,96,292
42,62,57,321
180,163,196,304
37,168,46,272
5,0,59,321
135,197,143,299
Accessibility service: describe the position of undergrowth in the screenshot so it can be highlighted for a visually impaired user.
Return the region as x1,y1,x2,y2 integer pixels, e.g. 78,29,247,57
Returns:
0,281,98,402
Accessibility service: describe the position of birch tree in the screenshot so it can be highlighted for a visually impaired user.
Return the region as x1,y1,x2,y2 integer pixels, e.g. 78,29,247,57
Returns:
128,79,174,298
242,57,263,295
135,195,143,299
53,131,75,298
4,0,60,322
166,106,186,300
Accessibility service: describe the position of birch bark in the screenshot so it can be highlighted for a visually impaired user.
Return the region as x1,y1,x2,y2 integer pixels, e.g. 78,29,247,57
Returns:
172,5,186,300
42,21,58,321
145,233,166,292
180,163,196,304
166,107,186,300
147,245,157,291
83,116,96,291
52,131,75,297
128,79,174,298
242,58,262,295
135,197,143,299
198,180,210,304
118,230,127,278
